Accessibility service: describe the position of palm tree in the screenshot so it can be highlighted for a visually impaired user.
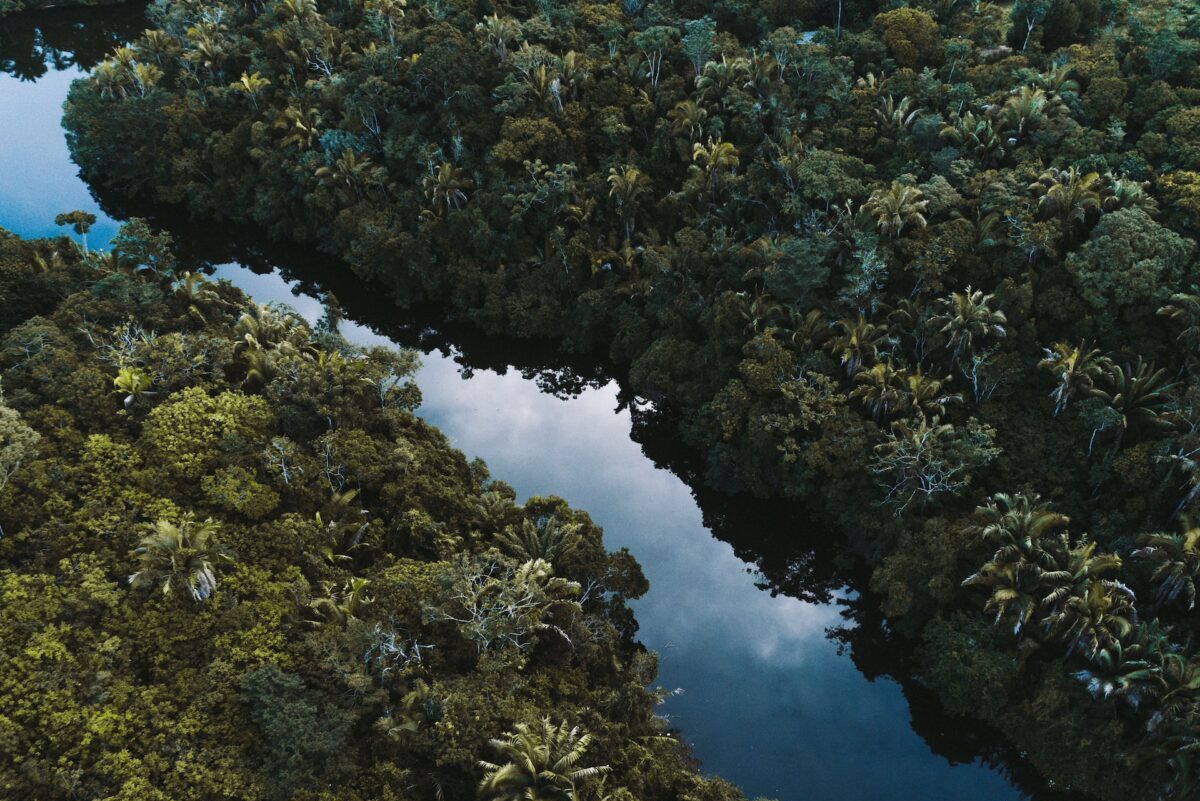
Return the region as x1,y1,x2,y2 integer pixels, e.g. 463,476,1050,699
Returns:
557,51,588,102
128,517,233,602
1088,358,1179,448
939,111,1005,164
885,297,934,362
930,286,1006,361
876,95,921,132
475,14,522,59
1102,175,1158,214
995,85,1054,143
898,367,962,418
1033,63,1080,97
1037,340,1111,415
275,105,323,149
1159,293,1200,354
668,99,706,140
114,366,155,409
691,138,739,198
131,63,163,97
962,557,1049,635
473,490,519,534
851,361,904,421
306,577,374,627
173,271,228,322
230,71,271,110
737,290,784,334
523,64,560,113
695,56,748,106
1039,540,1124,616
970,492,1070,569
1154,646,1200,728
422,163,471,216
1073,639,1160,708
110,45,137,72
779,308,829,352
30,249,67,275
1043,579,1138,659
184,27,226,78
279,0,320,24
825,314,891,376
93,60,129,100
607,166,649,241
745,51,778,94
1134,522,1200,610
235,303,308,352
496,517,582,565
1157,446,1200,515
233,303,310,389
139,29,177,65
316,149,387,204
1029,166,1103,240
478,718,609,801
970,210,1004,252
380,678,442,735
862,182,928,238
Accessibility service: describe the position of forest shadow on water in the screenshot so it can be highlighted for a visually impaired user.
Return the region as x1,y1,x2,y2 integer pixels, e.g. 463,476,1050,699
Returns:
0,1,147,80
0,5,1094,800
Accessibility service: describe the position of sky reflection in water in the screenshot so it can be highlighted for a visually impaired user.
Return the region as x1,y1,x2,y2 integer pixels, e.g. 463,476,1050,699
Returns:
0,54,1025,801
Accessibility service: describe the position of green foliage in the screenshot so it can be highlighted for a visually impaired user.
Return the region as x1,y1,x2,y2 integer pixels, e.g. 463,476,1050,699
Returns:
0,399,39,495
141,387,275,480
239,664,353,798
201,466,281,520
1066,208,1196,314
874,8,940,68
0,228,721,801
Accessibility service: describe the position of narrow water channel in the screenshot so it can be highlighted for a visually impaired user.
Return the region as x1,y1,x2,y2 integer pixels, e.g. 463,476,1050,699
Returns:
0,8,1045,800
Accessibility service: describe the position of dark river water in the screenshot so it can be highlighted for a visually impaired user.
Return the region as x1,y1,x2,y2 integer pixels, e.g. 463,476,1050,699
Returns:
0,7,1061,800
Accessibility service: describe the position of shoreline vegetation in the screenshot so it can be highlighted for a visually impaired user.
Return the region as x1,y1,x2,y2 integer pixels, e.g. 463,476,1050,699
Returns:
10,0,1200,794
0,223,749,801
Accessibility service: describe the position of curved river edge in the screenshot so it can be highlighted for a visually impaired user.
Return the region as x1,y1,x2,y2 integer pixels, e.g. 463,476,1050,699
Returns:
0,5,1094,800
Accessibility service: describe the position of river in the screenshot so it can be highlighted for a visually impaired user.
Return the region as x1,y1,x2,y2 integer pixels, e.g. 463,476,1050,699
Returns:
0,7,1051,800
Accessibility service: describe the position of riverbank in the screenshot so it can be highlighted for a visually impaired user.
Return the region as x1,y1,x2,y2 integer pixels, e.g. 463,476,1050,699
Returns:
0,223,759,801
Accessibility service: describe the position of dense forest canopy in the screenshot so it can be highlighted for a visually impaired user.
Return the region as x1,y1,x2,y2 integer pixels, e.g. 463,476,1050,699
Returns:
0,223,756,801
45,0,1200,795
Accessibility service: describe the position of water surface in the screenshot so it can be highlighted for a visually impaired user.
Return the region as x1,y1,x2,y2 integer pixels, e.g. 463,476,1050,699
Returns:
0,10,1054,799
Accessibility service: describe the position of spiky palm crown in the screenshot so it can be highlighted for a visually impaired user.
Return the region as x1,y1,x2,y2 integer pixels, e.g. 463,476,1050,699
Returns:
1134,524,1200,610
497,516,582,565
478,718,609,801
128,516,233,602
971,492,1071,569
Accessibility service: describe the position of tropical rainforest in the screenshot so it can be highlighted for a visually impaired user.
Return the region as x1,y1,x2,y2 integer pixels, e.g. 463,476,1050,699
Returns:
0,0,1197,795
0,222,750,801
